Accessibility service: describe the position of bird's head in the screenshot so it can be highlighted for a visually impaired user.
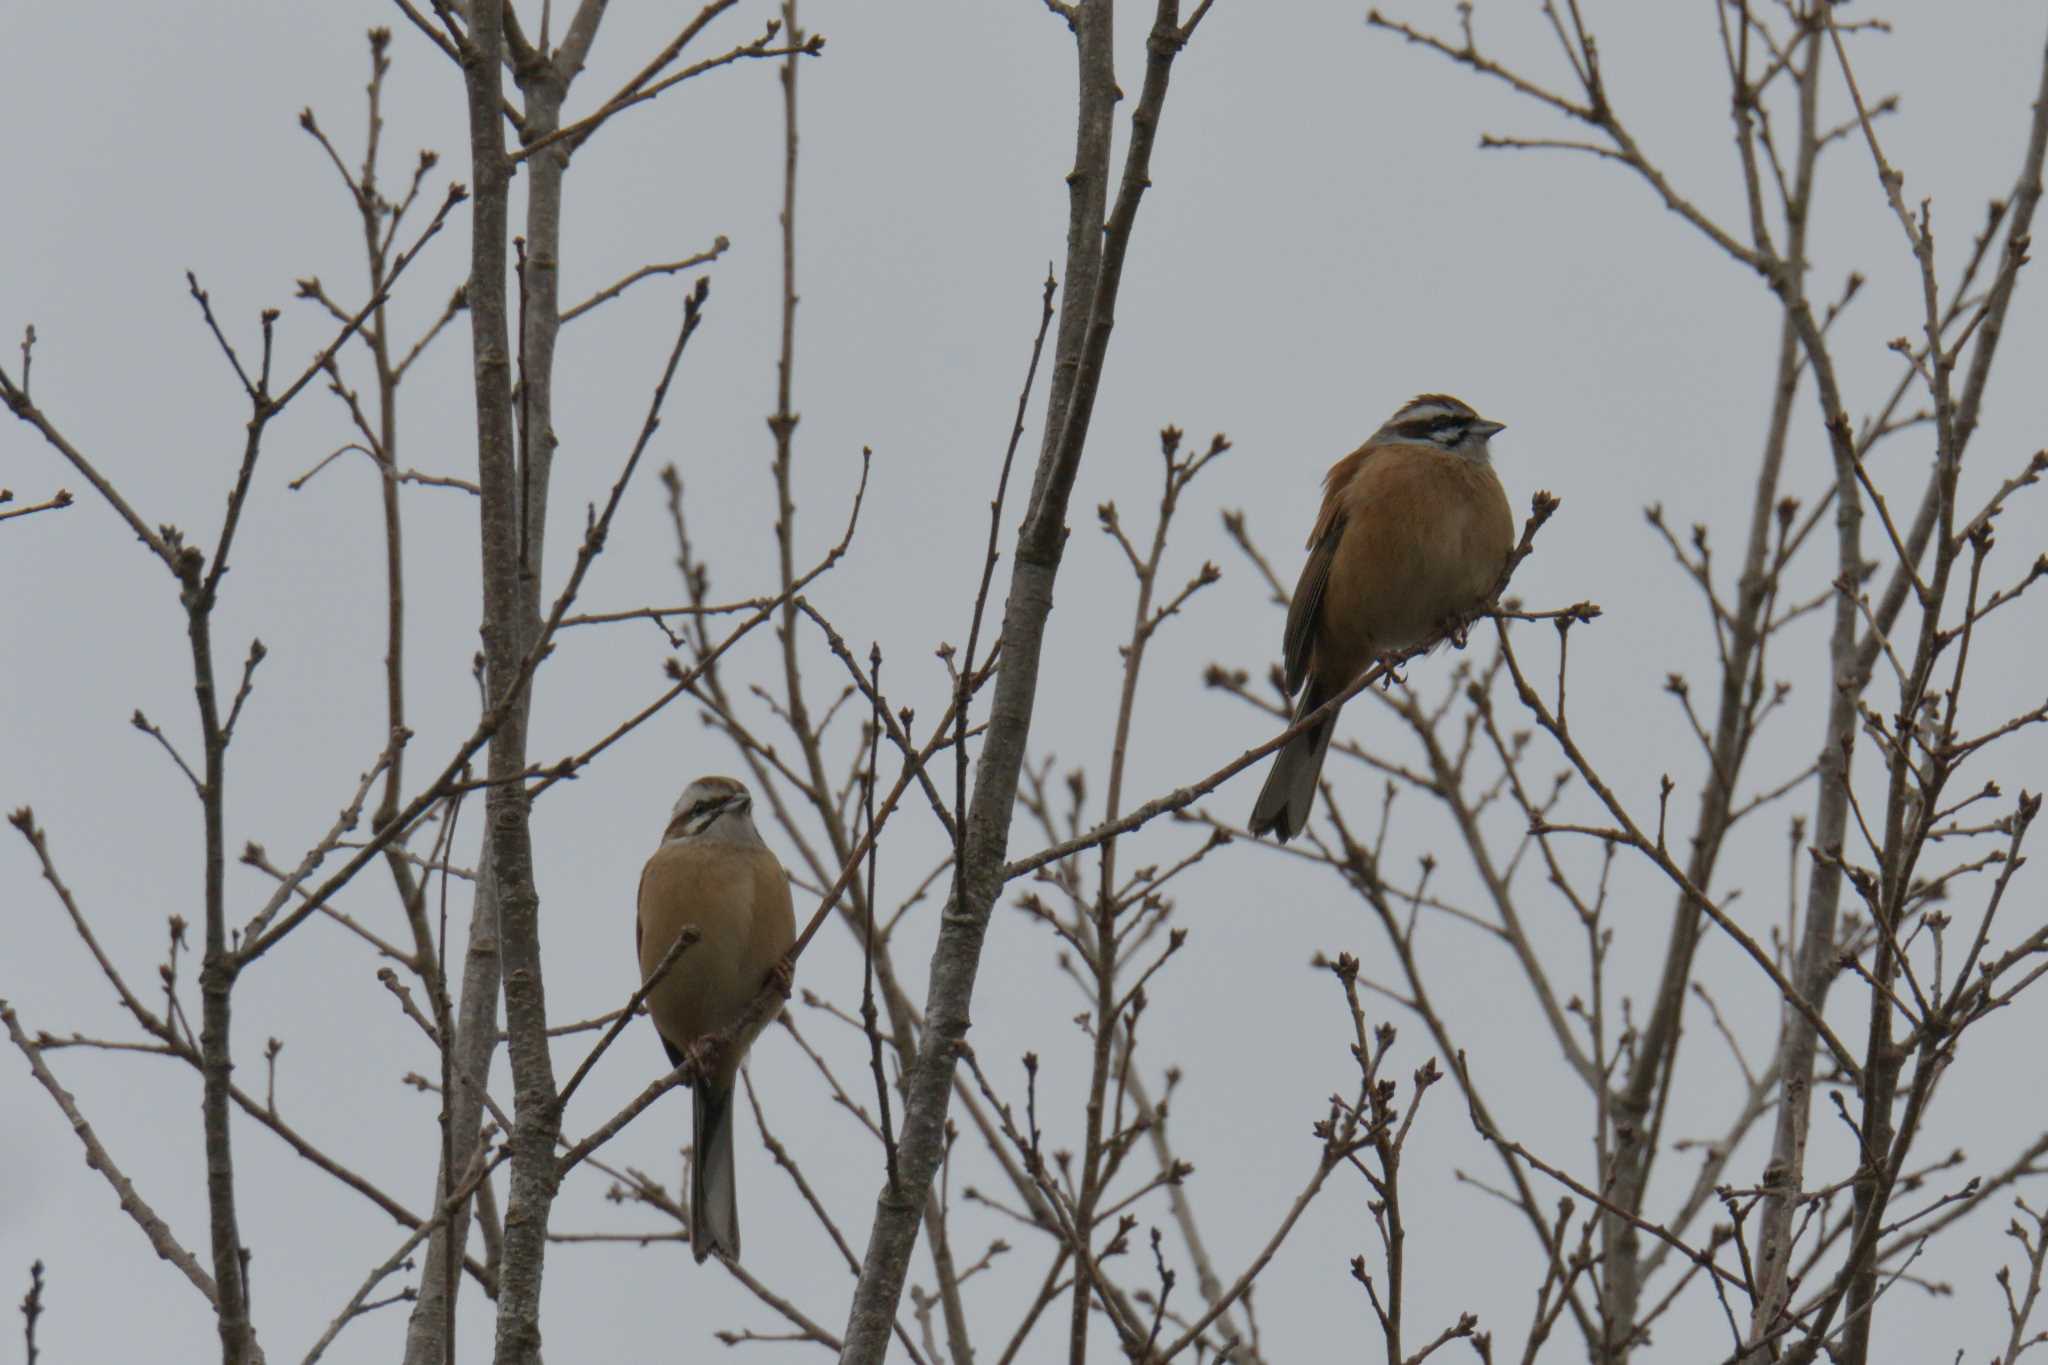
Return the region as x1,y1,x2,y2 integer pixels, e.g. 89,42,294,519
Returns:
1371,393,1506,462
665,775,756,843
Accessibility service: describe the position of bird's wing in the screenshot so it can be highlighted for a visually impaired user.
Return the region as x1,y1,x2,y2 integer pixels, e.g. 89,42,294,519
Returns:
1282,444,1372,695
634,859,648,958
1281,518,1341,697
634,857,689,1071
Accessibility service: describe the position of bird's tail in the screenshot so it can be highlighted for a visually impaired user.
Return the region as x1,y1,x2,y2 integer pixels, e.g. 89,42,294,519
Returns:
690,1081,741,1263
1248,684,1337,843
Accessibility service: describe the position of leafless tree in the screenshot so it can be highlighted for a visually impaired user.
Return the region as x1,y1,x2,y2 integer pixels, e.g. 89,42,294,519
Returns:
5,4,2047,1365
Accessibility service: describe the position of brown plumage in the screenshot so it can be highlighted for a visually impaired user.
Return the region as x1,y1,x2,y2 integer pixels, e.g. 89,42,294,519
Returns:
636,775,795,1263
1250,396,1514,841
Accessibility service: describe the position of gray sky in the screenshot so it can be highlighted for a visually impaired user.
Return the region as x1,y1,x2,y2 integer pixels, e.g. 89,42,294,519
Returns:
4,2,2046,1360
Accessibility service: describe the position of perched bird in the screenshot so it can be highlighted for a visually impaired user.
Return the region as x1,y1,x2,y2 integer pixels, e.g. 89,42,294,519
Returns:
1249,394,1514,842
636,775,795,1263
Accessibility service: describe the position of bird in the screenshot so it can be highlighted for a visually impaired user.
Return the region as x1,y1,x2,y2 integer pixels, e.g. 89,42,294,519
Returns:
1248,394,1514,842
636,774,795,1263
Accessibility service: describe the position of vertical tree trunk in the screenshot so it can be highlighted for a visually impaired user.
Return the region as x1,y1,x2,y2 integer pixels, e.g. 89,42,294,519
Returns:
839,4,1199,1358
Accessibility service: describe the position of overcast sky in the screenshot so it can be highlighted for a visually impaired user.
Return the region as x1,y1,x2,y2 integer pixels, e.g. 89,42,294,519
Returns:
4,2,2046,1361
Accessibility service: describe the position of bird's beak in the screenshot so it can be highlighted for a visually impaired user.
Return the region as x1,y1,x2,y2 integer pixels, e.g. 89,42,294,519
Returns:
1474,420,1507,439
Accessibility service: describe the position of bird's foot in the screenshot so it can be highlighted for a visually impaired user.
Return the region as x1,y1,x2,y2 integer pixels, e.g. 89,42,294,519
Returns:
683,1035,721,1082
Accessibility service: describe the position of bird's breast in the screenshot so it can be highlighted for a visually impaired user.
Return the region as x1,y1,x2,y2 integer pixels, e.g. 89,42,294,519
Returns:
1320,446,1513,663
636,840,794,1075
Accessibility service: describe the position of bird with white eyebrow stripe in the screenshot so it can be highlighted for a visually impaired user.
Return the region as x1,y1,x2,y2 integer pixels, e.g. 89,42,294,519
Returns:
1249,394,1515,842
636,774,795,1263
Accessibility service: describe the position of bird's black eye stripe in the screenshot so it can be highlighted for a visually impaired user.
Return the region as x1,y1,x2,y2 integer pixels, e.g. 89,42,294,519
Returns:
1389,412,1473,444
1392,415,1468,444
